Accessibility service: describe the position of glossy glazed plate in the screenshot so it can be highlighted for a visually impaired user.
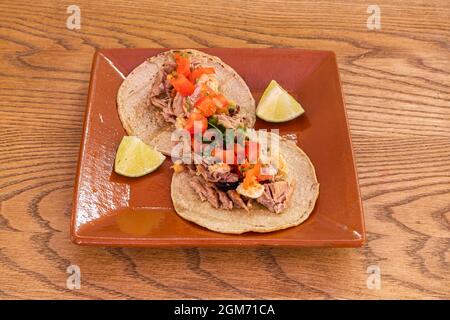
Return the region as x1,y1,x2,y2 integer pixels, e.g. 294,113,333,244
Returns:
71,48,365,247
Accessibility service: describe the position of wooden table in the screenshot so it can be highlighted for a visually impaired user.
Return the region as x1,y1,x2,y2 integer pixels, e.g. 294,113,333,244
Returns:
0,0,449,299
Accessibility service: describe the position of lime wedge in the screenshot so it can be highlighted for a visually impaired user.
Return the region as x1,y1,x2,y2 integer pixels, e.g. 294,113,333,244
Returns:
256,80,305,122
114,136,165,177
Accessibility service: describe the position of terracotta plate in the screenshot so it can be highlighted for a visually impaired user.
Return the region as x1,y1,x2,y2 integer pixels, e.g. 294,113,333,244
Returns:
71,48,365,247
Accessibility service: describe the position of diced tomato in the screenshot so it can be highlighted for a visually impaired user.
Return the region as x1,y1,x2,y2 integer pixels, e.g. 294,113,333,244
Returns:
185,112,208,134
195,96,217,117
168,73,195,97
243,163,261,189
190,67,215,83
212,94,229,113
245,141,260,163
174,53,191,78
200,84,216,97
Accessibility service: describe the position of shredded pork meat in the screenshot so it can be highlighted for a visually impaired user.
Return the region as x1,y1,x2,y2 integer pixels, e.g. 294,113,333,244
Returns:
196,164,239,183
256,181,294,214
214,187,234,210
187,164,292,213
226,190,248,210
189,178,207,202
172,92,186,118
188,165,247,210
147,60,177,123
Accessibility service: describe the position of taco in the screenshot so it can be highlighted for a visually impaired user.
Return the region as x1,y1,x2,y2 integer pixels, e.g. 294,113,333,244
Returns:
171,131,319,234
117,49,256,155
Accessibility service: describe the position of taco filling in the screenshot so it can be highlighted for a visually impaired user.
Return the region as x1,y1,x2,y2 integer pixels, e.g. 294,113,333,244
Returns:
175,132,295,214
117,49,255,156
148,51,248,132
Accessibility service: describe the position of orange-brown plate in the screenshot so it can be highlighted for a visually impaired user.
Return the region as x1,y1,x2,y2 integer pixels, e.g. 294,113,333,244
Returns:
71,48,365,247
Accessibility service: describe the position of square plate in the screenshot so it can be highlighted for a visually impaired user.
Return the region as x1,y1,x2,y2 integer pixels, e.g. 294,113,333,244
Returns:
71,48,365,247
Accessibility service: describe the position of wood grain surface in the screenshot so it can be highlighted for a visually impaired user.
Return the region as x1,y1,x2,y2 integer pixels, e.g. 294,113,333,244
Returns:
0,0,449,299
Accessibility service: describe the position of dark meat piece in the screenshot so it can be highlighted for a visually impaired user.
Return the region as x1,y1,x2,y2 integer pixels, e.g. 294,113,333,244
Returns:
215,181,239,192
213,171,239,183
